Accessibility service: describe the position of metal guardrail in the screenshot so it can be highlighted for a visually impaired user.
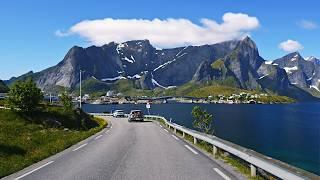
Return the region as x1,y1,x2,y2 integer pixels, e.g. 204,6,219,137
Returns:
89,113,113,116
145,115,318,180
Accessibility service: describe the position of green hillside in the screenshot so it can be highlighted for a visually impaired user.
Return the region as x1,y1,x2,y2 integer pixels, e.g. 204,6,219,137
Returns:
0,80,9,93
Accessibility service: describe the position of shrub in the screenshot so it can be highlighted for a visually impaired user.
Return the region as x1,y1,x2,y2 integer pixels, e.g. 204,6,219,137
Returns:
191,106,214,134
7,79,43,113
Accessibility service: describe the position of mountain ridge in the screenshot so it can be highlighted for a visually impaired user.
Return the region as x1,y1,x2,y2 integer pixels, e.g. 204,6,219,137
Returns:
6,37,319,101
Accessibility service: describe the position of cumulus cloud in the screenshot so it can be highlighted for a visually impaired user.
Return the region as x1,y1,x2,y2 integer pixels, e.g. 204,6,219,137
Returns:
55,13,260,48
297,20,318,30
279,40,304,52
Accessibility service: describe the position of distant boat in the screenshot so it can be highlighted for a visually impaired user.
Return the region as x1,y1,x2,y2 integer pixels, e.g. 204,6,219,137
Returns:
163,99,167,103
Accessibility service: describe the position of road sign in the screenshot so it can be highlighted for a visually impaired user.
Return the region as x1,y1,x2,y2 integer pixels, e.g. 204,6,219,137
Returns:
146,103,151,109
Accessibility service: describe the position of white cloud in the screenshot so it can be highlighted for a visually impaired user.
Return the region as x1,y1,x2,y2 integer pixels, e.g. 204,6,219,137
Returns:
279,40,304,52
56,13,260,48
54,30,70,37
297,20,318,30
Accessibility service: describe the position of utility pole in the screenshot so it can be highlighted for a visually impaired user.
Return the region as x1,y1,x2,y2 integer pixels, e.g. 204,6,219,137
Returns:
79,69,82,109
49,93,52,104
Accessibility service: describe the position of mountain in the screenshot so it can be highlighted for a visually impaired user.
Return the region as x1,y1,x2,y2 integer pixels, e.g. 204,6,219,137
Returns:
7,37,317,101
273,53,320,96
0,80,9,93
7,39,238,89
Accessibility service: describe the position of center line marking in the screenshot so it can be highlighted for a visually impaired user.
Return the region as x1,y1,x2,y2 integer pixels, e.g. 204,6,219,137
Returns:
213,168,231,180
15,161,54,180
72,143,88,151
95,135,103,140
163,129,168,132
184,145,198,154
171,135,179,140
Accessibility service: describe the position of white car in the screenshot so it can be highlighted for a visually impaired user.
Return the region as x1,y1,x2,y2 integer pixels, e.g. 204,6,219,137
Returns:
128,110,144,122
113,110,125,118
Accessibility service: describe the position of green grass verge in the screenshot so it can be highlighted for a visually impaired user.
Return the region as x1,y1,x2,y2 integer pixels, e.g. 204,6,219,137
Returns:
0,108,107,178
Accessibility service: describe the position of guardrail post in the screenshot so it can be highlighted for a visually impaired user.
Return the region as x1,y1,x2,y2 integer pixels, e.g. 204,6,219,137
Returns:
182,132,185,138
212,145,217,156
174,127,177,134
193,137,197,144
250,164,256,177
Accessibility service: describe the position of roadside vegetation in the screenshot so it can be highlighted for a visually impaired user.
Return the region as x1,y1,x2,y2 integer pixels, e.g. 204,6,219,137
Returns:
0,79,107,178
192,106,214,134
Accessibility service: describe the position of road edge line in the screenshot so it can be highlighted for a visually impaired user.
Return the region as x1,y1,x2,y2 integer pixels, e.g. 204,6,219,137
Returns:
213,168,231,180
15,161,54,180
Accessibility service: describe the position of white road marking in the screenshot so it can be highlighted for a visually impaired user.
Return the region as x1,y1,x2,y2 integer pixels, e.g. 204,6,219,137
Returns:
110,126,113,129
105,130,110,134
160,125,163,128
184,145,198,155
171,135,179,140
213,168,231,180
95,135,103,140
163,129,168,132
72,143,88,152
15,161,54,180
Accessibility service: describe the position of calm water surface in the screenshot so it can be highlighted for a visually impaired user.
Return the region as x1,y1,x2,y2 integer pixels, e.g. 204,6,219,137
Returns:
83,102,320,175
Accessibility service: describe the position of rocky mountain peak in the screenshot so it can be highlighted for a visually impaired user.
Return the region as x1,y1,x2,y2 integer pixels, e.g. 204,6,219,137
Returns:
240,36,257,50
306,56,320,65
306,56,316,61
234,36,259,60
286,52,303,60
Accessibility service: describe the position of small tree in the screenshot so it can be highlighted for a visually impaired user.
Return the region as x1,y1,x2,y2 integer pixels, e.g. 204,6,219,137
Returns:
191,106,214,134
7,79,43,113
60,92,73,111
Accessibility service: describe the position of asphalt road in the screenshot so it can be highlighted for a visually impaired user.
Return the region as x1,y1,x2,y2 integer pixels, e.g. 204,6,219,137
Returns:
4,117,239,180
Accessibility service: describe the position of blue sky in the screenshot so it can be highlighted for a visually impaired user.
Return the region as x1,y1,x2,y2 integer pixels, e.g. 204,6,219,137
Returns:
0,0,319,79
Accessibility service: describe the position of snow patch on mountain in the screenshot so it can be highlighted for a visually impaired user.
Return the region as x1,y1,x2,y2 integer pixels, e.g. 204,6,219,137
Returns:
283,66,298,74
264,61,278,66
127,74,141,79
122,56,134,63
153,47,188,72
101,76,126,81
291,54,298,61
258,74,269,79
307,71,316,81
305,56,316,61
116,43,128,54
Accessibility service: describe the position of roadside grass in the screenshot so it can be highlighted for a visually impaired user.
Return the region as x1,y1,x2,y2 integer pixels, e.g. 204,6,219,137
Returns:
0,108,107,178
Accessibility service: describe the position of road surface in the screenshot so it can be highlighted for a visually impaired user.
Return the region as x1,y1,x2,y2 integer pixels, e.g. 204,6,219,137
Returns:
4,117,239,180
